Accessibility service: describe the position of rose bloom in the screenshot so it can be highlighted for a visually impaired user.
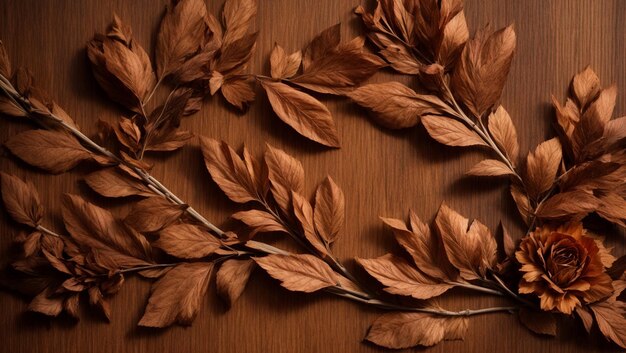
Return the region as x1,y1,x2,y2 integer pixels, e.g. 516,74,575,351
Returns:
515,223,614,314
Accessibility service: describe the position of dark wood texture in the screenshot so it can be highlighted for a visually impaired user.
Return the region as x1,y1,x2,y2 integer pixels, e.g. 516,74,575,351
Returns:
1,0,625,352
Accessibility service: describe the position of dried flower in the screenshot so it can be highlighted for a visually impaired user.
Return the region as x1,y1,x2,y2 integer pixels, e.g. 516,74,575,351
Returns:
516,223,614,314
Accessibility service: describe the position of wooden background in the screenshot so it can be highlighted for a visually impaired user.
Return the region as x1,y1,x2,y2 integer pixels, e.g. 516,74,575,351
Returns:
1,0,625,352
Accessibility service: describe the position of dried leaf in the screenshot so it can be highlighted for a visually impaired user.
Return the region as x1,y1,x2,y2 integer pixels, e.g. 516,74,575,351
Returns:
292,191,327,256
155,223,221,259
231,209,287,237
28,288,64,317
259,80,340,147
264,143,304,214
302,24,340,70
535,190,599,219
156,0,209,77
220,75,255,110
466,159,513,177
0,173,43,227
518,308,557,336
358,254,453,299
488,106,519,164
572,66,601,109
62,194,153,270
591,301,626,349
270,43,301,79
525,138,562,198
435,204,497,280
438,11,469,68
200,137,258,203
216,259,255,306
254,253,337,292
222,0,257,46
138,262,213,327
349,82,451,129
366,312,468,349
85,168,154,198
125,197,186,233
5,130,92,174
510,183,531,224
451,25,516,117
313,176,344,244
422,115,487,147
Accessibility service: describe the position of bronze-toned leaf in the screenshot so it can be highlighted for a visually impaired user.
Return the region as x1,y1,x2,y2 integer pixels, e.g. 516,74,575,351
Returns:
0,173,43,227
466,159,513,177
216,259,255,307
231,209,287,237
357,254,453,299
85,167,154,198
535,190,599,219
5,130,92,174
62,194,153,270
349,82,451,129
220,75,256,110
222,0,257,46
451,25,516,117
510,183,531,224
438,11,469,68
292,191,327,256
313,176,344,244
571,66,601,109
518,308,557,336
259,80,340,147
264,143,304,214
422,115,487,147
138,262,213,327
590,301,626,349
199,137,258,203
302,24,340,71
488,106,519,164
435,204,497,280
366,312,468,349
125,197,186,233
28,288,64,317
155,0,209,77
524,138,562,198
254,253,337,292
270,43,301,79
155,223,221,259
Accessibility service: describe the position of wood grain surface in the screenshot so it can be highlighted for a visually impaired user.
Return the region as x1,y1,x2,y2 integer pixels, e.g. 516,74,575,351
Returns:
1,0,625,352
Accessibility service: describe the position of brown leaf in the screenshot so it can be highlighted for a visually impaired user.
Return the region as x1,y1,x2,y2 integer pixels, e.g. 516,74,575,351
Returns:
28,288,64,317
222,0,257,46
220,75,256,110
264,143,304,214
254,253,337,292
535,190,599,219
216,259,255,307
5,130,92,174
438,11,469,68
591,301,626,349
155,0,209,77
199,137,258,203
435,204,497,280
451,25,516,117
215,32,258,73
358,254,453,299
302,24,340,70
138,262,213,327
488,106,519,164
466,159,513,177
85,167,154,198
422,115,487,147
510,183,531,224
366,312,468,349
571,66,601,109
525,138,562,198
349,82,451,129
292,191,327,256
518,308,557,336
87,15,156,113
62,194,153,270
231,209,287,237
125,197,186,233
155,223,221,259
381,212,453,280
313,176,344,244
270,43,301,79
259,79,340,147
0,173,43,227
